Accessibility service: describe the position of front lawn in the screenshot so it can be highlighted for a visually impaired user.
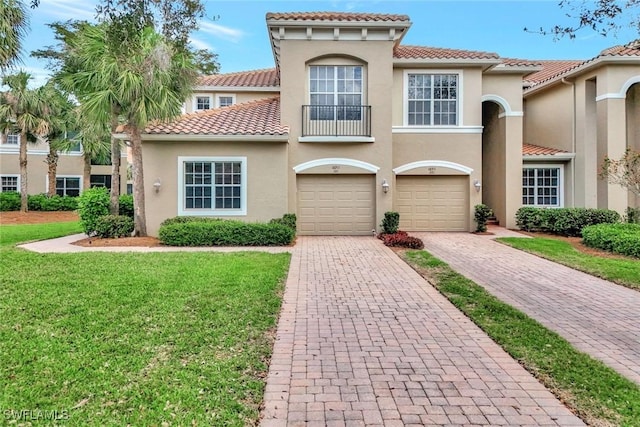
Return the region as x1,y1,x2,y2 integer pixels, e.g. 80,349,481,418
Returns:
497,237,640,291
402,250,640,427
0,222,290,426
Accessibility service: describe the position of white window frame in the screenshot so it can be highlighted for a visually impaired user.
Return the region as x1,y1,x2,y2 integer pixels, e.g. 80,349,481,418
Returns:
215,94,236,108
192,94,213,112
46,175,83,197
308,65,365,120
522,164,564,208
4,134,20,145
1,175,20,192
177,156,247,216
403,69,463,127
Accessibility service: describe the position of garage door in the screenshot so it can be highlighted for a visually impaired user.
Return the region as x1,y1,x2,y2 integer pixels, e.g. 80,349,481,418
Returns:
297,174,375,235
395,176,468,231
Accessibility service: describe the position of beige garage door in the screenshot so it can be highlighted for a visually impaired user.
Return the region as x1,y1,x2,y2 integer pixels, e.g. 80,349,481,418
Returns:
395,176,468,231
297,174,375,235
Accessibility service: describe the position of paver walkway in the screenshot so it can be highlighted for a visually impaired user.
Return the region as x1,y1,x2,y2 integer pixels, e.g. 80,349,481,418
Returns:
260,236,583,426
415,228,640,386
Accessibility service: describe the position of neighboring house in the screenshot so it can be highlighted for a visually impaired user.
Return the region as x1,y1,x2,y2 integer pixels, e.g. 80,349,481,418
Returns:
138,12,640,236
0,133,128,196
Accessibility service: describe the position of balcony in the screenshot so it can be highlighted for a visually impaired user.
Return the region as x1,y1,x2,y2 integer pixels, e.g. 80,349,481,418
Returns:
302,105,372,138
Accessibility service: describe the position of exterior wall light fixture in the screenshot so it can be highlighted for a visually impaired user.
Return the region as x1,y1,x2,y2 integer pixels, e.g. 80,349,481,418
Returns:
474,179,482,192
382,179,390,193
153,178,162,193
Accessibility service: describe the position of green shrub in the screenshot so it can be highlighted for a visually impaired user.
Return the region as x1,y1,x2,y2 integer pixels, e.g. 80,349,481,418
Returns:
0,191,21,211
160,216,224,227
159,218,295,246
474,204,493,232
118,194,134,218
515,207,620,236
625,207,640,224
27,194,78,211
381,211,400,234
77,187,110,235
269,213,297,231
582,223,640,258
94,215,134,238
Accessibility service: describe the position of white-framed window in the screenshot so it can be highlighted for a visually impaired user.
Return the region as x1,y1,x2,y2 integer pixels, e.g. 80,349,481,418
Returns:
3,134,20,145
1,175,19,192
309,65,363,120
193,95,212,112
177,156,247,216
216,94,236,108
51,176,82,197
404,70,460,126
522,165,563,207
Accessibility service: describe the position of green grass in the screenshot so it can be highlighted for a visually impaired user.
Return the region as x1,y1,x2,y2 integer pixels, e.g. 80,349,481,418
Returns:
0,222,290,426
402,250,640,427
497,237,640,291
0,221,83,247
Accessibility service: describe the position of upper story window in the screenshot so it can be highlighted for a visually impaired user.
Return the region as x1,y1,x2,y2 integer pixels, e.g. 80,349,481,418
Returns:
310,65,363,120
405,73,459,126
1,175,19,192
3,134,19,145
194,95,212,111
216,95,235,108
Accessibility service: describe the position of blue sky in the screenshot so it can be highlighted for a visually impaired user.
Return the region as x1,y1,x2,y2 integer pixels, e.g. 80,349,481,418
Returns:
17,0,639,87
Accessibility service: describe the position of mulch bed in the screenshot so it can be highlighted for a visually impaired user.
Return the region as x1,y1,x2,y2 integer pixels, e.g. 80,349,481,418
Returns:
72,236,162,247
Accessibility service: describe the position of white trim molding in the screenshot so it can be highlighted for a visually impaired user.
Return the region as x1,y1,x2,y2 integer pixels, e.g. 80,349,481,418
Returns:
392,126,482,134
293,157,380,173
393,160,474,175
481,94,523,118
595,75,640,101
177,156,248,217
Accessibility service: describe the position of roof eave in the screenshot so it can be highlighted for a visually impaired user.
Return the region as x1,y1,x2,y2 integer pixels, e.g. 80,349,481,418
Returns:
524,56,640,97
523,153,575,161
485,64,544,74
138,133,290,142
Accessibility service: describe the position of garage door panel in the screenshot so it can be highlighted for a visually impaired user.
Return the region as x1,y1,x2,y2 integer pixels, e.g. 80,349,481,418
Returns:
297,175,375,235
395,176,468,231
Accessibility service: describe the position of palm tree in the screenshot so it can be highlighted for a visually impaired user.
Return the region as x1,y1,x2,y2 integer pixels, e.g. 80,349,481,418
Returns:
64,24,196,236
0,71,49,211
0,0,28,70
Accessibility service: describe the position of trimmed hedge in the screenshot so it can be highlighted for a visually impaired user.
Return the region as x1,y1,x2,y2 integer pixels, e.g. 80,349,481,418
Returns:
582,223,640,258
378,230,425,249
269,213,297,230
0,191,20,211
94,215,134,238
158,218,295,246
118,194,134,218
515,207,621,237
0,192,78,211
77,187,110,235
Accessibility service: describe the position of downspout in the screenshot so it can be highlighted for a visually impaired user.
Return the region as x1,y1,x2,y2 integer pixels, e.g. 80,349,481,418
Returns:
561,77,576,207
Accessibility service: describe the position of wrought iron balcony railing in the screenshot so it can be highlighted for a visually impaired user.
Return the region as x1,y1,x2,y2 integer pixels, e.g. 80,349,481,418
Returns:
302,105,372,137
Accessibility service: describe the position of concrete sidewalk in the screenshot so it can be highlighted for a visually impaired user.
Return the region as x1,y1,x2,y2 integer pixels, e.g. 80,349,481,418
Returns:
260,236,583,426
416,228,640,386
18,233,292,253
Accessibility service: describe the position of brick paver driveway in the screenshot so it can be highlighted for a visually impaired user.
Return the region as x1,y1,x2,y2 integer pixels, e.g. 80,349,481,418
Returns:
260,236,583,426
415,230,640,386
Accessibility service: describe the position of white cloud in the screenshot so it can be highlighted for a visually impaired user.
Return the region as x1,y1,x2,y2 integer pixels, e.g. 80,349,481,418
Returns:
198,20,245,43
38,0,96,21
189,37,215,52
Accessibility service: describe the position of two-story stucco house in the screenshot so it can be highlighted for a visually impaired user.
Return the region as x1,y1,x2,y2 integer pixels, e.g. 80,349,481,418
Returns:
138,12,640,236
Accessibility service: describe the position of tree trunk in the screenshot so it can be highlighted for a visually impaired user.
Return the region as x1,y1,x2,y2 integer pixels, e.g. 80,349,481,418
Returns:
109,114,121,215
83,154,92,190
19,132,28,212
130,126,147,236
46,144,59,197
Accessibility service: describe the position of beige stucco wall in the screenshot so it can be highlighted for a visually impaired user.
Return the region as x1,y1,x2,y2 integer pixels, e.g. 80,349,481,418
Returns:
481,102,506,224
0,150,127,195
141,140,288,236
278,39,396,231
524,84,573,152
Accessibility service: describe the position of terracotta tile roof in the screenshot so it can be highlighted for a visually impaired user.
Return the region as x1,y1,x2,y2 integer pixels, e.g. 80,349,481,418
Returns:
197,68,279,87
522,143,568,156
266,11,410,22
500,58,542,67
145,97,288,136
597,39,640,57
394,45,499,60
523,60,583,86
